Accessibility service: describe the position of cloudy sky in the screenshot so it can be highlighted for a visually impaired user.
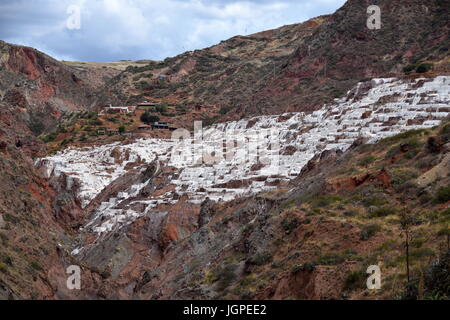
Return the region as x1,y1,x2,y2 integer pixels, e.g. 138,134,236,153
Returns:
0,0,346,62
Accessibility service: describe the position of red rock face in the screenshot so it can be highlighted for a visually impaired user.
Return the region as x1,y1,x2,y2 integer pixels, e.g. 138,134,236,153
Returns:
7,46,42,80
244,0,450,116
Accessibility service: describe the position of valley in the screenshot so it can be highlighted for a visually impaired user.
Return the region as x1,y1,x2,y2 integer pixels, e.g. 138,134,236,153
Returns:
0,0,449,300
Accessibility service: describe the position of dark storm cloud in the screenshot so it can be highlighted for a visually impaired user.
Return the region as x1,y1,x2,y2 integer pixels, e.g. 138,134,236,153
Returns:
0,0,346,62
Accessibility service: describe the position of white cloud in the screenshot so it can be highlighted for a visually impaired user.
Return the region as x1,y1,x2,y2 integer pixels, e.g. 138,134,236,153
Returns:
0,0,346,61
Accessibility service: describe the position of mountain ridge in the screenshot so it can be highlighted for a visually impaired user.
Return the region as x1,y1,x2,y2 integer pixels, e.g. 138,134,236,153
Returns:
0,0,449,300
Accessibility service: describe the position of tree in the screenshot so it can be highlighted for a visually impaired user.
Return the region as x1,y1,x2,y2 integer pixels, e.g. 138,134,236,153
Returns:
140,111,159,125
155,102,168,114
399,209,414,283
118,125,126,134
416,63,433,74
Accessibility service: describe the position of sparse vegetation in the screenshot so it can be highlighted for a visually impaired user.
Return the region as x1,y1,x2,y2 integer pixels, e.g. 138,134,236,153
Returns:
360,224,382,240
140,111,159,125
435,187,450,204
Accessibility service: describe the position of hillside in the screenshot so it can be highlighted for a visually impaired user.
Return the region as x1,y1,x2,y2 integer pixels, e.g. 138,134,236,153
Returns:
101,0,449,124
0,0,449,300
33,75,450,300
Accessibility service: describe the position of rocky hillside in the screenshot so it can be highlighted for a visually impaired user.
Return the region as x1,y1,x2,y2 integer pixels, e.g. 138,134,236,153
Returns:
103,0,449,123
249,0,450,116
0,0,449,300
0,41,118,136
33,75,450,299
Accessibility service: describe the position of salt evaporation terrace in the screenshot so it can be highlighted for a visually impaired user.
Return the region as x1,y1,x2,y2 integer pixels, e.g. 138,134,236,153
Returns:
37,76,450,235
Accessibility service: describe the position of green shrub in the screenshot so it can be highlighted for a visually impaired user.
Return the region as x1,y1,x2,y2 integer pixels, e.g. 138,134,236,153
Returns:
271,260,284,269
440,123,450,142
318,252,345,266
403,64,416,74
0,232,8,244
281,216,299,234
215,264,237,291
344,210,358,217
424,251,450,299
1,254,12,266
362,196,387,207
343,269,366,291
292,261,317,273
88,119,103,126
358,156,376,167
369,207,397,218
29,261,43,271
310,195,342,208
135,81,152,90
404,149,420,159
40,132,58,143
155,103,168,114
4,213,20,224
140,112,159,125
219,106,233,115
249,251,273,266
416,63,433,74
360,224,382,240
391,169,419,188
410,248,434,260
436,187,450,204
441,208,450,217
291,264,303,274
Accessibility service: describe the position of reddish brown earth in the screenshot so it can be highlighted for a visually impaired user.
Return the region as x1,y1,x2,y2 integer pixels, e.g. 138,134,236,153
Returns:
0,0,449,300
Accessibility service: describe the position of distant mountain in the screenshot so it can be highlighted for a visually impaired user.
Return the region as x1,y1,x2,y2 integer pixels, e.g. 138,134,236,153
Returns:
103,0,449,122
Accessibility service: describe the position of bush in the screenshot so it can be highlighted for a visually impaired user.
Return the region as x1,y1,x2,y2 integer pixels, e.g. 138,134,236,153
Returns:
29,261,43,271
292,261,317,273
391,169,419,189
424,250,450,299
310,195,342,208
281,216,299,234
360,224,382,240
140,112,159,125
411,248,434,260
362,196,387,207
436,187,450,204
155,103,168,114
416,63,433,74
403,64,416,74
344,210,358,217
249,251,273,266
1,254,12,266
135,81,152,90
89,119,103,126
318,252,345,266
369,207,397,218
358,156,376,167
343,269,366,291
440,123,450,142
215,264,237,291
219,106,233,115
